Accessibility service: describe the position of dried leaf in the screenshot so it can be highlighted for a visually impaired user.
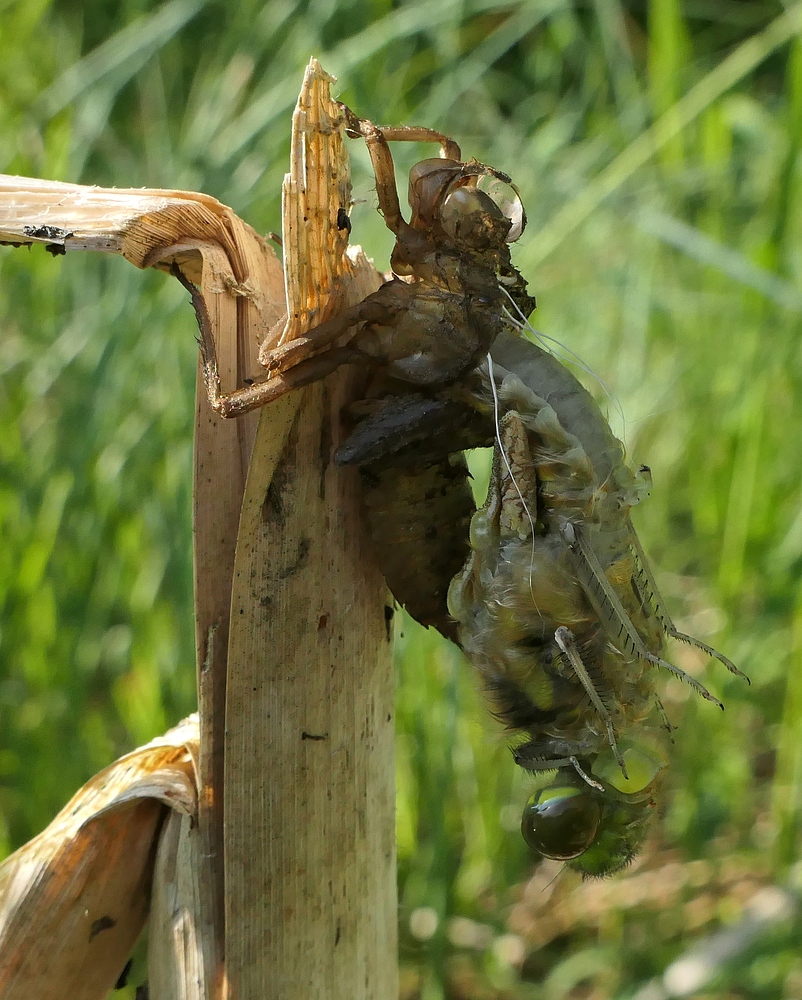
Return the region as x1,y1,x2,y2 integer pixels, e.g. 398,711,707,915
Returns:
0,716,199,1000
0,161,288,998
222,59,397,1000
149,810,216,1000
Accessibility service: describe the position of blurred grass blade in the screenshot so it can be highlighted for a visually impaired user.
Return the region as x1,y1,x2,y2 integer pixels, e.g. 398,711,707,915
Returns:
211,0,526,164
16,470,72,596
529,1,802,266
647,0,691,167
419,1,565,123
637,207,802,310
36,0,208,119
771,593,802,870
593,0,641,118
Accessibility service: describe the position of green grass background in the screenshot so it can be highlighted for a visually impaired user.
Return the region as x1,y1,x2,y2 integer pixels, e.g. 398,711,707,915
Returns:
2,1,802,997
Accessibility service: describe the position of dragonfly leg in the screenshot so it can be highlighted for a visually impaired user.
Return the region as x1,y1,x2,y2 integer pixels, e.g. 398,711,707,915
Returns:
512,748,605,792
568,756,605,791
561,521,725,710
654,695,676,742
554,627,627,780
174,264,360,418
339,106,412,237
628,527,749,683
339,104,461,162
258,295,396,374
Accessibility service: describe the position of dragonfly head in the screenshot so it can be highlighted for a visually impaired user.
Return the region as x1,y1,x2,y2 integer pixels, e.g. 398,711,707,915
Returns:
407,159,526,249
521,782,602,860
520,738,667,877
565,789,658,877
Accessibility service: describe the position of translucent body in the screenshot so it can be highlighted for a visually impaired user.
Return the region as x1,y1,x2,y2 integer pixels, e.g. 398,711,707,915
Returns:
448,331,740,875
183,107,741,874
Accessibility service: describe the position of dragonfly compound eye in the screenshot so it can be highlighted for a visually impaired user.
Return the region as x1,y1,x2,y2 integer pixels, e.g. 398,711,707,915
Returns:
440,185,510,246
521,785,602,860
475,174,525,242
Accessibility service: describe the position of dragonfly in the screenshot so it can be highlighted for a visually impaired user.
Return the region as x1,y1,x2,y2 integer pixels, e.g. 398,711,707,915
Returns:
445,331,746,875
183,106,744,875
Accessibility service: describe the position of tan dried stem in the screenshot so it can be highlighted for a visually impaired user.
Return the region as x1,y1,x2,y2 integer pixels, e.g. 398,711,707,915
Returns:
221,58,396,1000
0,133,286,998
0,717,199,1000
0,56,397,1000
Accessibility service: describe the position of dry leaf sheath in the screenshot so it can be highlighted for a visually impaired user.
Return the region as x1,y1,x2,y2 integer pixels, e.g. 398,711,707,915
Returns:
0,59,395,1000
221,61,395,1000
0,717,198,1000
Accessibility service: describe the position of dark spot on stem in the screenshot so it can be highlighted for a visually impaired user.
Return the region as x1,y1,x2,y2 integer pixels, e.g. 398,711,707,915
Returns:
89,915,116,940
278,537,310,579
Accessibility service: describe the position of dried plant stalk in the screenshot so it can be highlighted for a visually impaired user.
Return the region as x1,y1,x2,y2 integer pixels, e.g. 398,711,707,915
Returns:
187,177,284,1000
149,809,215,1000
0,164,287,996
0,716,199,1000
223,60,397,1000
0,57,397,999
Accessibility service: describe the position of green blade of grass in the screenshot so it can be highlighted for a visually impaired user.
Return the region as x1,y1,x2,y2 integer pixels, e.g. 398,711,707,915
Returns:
529,2,802,267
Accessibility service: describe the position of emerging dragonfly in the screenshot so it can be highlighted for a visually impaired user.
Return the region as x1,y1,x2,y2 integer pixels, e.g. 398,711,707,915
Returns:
446,331,746,875
184,106,744,875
